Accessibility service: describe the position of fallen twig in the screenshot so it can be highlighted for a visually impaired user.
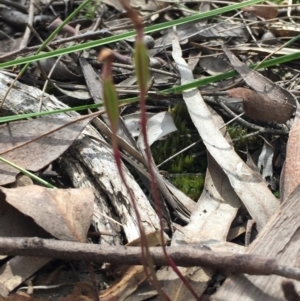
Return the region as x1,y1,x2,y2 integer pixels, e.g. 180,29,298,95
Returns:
0,237,300,281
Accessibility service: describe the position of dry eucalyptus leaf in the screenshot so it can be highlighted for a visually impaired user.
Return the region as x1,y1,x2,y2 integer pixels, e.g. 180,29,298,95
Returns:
79,57,103,103
102,0,158,12
156,109,241,299
257,141,274,184
1,186,94,242
199,53,230,75
0,113,99,185
0,186,93,293
172,29,279,231
281,108,300,202
137,111,177,149
188,49,201,71
223,45,296,124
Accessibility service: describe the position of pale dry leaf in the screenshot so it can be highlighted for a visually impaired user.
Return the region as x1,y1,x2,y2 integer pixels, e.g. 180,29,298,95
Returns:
172,28,279,231
188,49,201,72
102,0,158,12
79,58,103,103
129,0,158,11
1,186,94,242
137,111,177,149
123,112,155,138
156,108,241,299
0,114,98,185
257,141,274,184
227,223,247,241
213,184,300,301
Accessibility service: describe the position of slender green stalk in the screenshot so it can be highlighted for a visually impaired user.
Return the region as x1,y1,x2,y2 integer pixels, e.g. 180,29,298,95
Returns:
0,103,104,123
0,156,56,188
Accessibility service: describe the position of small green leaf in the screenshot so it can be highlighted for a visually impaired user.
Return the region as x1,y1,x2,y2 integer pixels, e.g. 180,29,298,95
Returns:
134,41,149,92
103,78,119,130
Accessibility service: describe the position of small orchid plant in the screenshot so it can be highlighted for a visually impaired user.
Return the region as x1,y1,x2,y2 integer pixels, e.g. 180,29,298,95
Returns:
98,1,200,300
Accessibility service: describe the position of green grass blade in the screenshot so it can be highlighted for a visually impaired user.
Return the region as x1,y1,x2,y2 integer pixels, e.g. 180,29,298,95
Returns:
161,50,300,94
2,48,299,124
0,0,264,69
0,156,56,188
0,103,103,123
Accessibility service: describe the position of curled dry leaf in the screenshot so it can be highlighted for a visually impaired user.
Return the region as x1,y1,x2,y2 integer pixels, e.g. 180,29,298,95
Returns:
222,44,296,124
0,113,99,185
242,3,278,20
227,88,294,123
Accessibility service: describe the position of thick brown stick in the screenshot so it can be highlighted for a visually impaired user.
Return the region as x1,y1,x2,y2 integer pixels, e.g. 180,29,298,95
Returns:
0,237,284,276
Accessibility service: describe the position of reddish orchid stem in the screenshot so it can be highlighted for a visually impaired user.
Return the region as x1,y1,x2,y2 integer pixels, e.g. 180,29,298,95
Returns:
116,1,202,299
139,87,201,301
112,138,171,301
100,47,170,301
